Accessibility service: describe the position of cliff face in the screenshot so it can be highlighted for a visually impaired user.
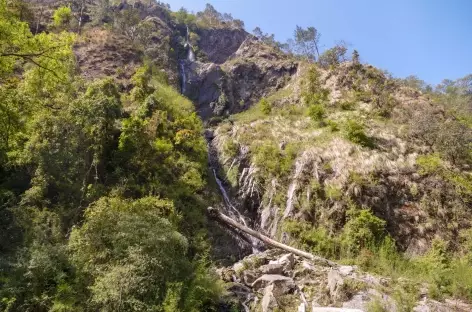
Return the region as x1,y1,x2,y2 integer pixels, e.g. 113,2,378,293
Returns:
182,33,298,119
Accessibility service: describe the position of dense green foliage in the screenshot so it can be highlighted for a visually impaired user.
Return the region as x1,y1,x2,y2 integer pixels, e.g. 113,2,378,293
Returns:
0,3,221,311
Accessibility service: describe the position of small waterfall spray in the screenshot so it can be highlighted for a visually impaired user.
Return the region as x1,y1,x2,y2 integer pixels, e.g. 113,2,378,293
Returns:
180,60,186,94
212,169,261,253
179,25,196,95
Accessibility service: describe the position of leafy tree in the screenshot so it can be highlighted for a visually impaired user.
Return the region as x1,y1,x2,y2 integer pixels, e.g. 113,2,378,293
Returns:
53,6,72,28
69,0,94,33
174,7,197,26
352,49,360,65
292,25,321,60
69,196,221,311
318,42,348,69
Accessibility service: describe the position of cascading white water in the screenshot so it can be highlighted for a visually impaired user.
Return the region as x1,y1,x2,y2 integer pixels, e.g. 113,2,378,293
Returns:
179,25,196,95
180,60,186,94
212,169,261,253
188,48,196,62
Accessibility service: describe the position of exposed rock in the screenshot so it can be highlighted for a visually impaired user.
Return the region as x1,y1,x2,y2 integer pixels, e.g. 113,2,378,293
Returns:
222,250,472,312
242,270,259,286
233,262,245,273
260,263,284,275
252,274,295,296
269,253,295,273
338,266,356,277
197,28,248,64
261,284,278,312
328,269,346,302
182,37,298,119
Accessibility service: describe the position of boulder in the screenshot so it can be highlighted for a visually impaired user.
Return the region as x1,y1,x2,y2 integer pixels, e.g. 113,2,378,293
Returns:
328,269,346,301
261,284,278,312
269,253,295,272
252,274,295,296
242,270,259,286
339,265,356,277
260,263,284,275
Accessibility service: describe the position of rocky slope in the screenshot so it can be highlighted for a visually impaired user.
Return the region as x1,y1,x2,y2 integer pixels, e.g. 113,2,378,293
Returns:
219,250,472,312
211,61,472,255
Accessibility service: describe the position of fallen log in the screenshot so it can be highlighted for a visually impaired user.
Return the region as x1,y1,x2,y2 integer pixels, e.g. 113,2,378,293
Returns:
207,207,338,267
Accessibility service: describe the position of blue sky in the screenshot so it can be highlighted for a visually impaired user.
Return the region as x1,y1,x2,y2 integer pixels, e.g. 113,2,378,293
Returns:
165,0,471,85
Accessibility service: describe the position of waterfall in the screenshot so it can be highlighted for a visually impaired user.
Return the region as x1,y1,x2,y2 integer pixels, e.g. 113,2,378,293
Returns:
185,25,196,62
180,60,186,94
179,25,195,95
212,169,261,253
188,48,196,62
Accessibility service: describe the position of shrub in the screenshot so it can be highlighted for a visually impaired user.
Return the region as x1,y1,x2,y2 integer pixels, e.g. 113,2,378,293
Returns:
53,6,72,27
325,184,343,200
416,154,443,175
366,297,388,312
284,221,339,258
308,103,325,122
259,98,271,114
252,141,297,179
326,119,339,132
341,208,386,256
340,100,355,110
345,119,374,148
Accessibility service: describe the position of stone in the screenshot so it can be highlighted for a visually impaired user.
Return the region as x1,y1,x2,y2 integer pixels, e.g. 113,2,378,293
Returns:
233,262,245,273
261,284,278,312
252,274,295,296
242,270,259,286
328,269,346,301
260,263,284,275
338,265,356,277
269,253,295,272
298,302,307,312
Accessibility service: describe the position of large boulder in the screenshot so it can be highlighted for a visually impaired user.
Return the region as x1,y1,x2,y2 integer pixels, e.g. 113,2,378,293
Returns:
252,274,295,296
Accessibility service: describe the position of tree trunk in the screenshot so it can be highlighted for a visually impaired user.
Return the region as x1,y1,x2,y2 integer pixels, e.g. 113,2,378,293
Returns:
207,207,338,267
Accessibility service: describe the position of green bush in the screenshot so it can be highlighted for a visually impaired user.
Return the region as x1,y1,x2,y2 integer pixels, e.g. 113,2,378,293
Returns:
326,119,339,132
53,6,72,27
416,154,443,175
340,100,356,110
308,103,326,122
341,208,386,256
259,98,271,114
284,221,339,259
252,141,298,179
345,119,374,148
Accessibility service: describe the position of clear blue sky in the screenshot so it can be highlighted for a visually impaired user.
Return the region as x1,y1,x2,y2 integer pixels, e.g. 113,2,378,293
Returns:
165,0,471,85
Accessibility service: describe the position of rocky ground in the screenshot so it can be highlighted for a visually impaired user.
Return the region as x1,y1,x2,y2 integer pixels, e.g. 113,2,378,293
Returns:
218,250,472,312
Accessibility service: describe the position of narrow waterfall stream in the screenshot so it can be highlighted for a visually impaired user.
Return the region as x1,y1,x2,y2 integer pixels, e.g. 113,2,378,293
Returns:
178,25,261,255
212,169,261,253
179,60,186,94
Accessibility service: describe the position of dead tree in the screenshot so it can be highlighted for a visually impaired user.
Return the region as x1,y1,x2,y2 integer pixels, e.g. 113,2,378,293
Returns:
207,207,338,267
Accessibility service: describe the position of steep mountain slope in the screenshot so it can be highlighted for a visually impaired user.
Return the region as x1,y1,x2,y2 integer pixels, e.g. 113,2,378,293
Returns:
2,1,472,312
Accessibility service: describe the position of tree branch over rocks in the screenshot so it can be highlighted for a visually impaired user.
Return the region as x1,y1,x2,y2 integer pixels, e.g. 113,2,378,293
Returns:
207,207,338,267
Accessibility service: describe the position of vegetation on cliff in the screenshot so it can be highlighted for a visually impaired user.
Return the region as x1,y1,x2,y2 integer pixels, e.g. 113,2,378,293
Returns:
0,0,471,311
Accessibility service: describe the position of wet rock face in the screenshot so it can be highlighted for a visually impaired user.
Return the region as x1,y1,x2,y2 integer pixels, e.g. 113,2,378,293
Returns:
197,28,248,64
